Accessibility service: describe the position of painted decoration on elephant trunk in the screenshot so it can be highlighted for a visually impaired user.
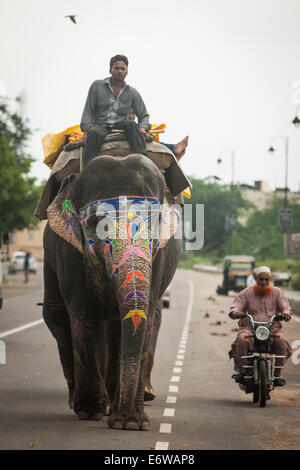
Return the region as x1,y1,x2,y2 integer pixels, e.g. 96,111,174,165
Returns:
79,196,162,331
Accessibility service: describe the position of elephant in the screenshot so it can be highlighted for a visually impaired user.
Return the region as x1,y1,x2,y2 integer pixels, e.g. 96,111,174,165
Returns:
42,153,181,430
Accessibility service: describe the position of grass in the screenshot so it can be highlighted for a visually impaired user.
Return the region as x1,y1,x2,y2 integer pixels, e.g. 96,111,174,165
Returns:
178,253,222,270
254,258,300,275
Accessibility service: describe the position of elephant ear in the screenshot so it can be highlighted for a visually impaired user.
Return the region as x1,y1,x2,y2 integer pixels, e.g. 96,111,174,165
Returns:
47,173,83,253
159,189,181,249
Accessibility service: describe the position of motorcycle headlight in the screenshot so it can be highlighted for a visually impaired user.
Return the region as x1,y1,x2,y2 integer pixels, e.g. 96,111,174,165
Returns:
255,326,270,341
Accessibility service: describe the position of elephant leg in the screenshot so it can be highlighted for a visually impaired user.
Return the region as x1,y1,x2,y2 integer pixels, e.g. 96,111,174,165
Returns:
104,318,121,414
53,243,107,420
107,319,149,431
42,260,75,409
144,299,162,401
67,308,107,420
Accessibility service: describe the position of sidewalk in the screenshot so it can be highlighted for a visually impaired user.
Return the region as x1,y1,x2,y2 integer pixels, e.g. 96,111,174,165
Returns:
193,264,300,316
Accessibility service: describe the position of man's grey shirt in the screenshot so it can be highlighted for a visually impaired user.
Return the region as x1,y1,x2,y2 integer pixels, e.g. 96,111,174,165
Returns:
80,78,150,132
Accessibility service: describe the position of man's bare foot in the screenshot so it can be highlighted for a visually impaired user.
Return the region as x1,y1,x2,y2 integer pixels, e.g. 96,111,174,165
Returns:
173,136,189,160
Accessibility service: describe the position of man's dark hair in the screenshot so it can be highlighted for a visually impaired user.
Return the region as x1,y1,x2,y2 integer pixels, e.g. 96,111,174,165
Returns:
109,54,128,69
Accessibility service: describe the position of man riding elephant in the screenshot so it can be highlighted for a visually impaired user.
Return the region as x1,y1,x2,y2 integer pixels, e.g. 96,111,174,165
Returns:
81,54,150,167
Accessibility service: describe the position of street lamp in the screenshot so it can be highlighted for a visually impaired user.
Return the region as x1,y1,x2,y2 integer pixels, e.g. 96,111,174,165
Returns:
217,148,236,254
268,135,289,209
217,148,236,188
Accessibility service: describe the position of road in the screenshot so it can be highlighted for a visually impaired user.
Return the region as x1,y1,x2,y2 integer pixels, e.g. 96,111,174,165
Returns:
0,267,300,451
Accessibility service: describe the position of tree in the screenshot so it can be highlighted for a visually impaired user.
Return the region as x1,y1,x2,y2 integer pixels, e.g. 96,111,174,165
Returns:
232,196,300,259
185,177,252,256
0,97,42,233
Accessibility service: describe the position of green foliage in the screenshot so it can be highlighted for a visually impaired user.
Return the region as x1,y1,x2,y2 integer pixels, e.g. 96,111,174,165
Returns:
255,258,300,274
0,98,33,172
231,197,300,259
182,176,300,267
185,177,252,256
292,273,300,290
178,253,221,269
0,97,42,233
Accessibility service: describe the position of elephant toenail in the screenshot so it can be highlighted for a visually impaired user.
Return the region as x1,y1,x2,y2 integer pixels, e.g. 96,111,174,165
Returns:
125,421,139,430
141,421,150,431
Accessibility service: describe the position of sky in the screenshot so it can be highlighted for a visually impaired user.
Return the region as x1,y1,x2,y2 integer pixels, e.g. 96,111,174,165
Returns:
1,0,300,191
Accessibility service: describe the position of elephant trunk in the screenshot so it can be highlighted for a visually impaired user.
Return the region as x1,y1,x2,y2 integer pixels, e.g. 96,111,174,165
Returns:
102,223,156,411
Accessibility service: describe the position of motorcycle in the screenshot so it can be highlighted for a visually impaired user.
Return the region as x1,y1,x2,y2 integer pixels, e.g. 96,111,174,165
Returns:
232,313,286,407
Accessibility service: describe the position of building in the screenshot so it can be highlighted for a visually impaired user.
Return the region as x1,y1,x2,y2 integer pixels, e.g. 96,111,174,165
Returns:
6,220,47,261
238,180,300,225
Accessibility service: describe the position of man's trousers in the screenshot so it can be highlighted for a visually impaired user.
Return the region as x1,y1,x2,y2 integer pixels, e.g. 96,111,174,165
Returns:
82,120,147,167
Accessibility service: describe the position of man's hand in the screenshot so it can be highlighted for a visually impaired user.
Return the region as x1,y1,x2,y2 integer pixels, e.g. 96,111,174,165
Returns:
139,127,148,137
229,311,244,319
282,313,291,322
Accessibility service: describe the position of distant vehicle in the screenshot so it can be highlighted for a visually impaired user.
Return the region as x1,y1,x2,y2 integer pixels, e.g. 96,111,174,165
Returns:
217,255,255,295
272,272,291,287
8,251,38,274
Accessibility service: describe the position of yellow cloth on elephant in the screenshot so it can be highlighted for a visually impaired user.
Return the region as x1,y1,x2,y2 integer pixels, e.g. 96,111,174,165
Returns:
42,124,80,169
149,123,166,142
182,187,191,198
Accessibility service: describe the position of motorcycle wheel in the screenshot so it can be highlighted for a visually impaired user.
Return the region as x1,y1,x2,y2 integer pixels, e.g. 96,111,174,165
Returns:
258,360,267,407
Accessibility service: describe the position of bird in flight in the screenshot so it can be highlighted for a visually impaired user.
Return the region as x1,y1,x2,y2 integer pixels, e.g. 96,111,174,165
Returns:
65,15,77,24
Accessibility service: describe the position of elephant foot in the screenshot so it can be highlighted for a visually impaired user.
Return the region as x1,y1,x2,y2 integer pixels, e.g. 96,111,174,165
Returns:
144,381,156,401
68,383,75,409
77,410,104,421
68,393,74,410
107,410,150,431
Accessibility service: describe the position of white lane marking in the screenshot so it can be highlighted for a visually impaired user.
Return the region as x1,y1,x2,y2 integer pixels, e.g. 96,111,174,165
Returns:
166,396,177,404
155,280,194,451
170,375,180,383
0,319,44,339
159,423,172,433
163,408,175,417
155,442,169,450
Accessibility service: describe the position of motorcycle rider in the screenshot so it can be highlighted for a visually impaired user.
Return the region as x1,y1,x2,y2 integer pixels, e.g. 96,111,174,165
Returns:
229,266,292,386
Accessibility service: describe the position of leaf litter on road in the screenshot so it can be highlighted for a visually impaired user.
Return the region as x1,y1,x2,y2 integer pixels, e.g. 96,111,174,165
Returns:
209,332,229,337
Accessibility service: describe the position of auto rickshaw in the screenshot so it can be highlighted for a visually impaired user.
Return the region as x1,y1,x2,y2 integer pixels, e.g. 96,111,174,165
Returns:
217,255,255,295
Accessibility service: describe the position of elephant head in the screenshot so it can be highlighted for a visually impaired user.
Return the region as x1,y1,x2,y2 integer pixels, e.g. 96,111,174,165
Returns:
48,155,165,317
